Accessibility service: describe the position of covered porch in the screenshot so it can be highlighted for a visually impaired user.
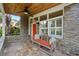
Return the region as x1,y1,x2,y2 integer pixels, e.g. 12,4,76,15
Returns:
0,3,79,56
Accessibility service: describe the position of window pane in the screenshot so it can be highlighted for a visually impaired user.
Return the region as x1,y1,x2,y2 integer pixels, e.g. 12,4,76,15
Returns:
41,29,44,34
56,28,62,35
40,21,44,28
34,17,38,22
36,22,39,34
56,18,62,27
40,14,47,21
41,29,48,34
51,28,55,35
30,19,33,23
40,21,48,28
49,10,63,19
43,21,48,27
50,20,55,27
45,29,48,34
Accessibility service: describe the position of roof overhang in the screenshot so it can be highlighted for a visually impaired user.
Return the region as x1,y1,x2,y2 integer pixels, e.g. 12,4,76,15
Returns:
3,3,60,16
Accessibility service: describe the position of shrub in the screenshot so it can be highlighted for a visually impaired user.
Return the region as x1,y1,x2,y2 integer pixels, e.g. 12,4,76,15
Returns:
0,27,2,37
11,27,20,35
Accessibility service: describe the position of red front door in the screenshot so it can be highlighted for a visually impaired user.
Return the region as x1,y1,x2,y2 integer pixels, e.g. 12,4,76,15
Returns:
32,23,36,39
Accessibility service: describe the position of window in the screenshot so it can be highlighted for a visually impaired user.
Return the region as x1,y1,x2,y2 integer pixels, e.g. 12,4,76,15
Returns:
40,20,48,41
49,19,55,35
40,21,48,35
32,10,63,39
49,10,63,19
49,16,63,38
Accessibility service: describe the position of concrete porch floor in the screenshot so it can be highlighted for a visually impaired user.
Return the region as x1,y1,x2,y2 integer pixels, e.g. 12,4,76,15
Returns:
0,36,67,56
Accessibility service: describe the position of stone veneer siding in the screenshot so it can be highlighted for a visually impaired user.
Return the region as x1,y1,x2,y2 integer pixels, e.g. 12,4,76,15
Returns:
20,15,29,36
62,3,79,55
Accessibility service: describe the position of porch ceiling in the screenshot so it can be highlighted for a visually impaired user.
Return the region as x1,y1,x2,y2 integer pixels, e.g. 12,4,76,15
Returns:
3,3,60,16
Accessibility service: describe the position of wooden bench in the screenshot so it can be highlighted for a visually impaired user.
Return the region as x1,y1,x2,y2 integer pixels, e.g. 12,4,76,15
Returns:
31,34,55,55
33,39,51,49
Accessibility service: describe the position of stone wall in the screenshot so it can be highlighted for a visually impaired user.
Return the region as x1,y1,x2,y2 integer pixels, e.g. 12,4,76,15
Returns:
20,15,29,36
61,3,79,55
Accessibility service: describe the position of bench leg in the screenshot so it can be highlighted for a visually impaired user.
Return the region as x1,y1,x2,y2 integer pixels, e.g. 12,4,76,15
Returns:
31,40,34,45
50,44,56,56
38,44,41,50
50,48,53,56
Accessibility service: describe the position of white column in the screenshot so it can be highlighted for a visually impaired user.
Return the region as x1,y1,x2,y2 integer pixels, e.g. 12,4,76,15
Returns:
0,4,6,51
0,3,6,39
2,14,6,39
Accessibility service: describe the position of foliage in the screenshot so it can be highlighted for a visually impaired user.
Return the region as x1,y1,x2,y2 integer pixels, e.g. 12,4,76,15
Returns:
0,27,2,37
0,13,2,37
0,16,2,23
11,27,20,35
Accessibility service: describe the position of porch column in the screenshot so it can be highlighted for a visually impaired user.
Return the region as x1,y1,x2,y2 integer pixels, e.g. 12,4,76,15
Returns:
0,4,6,39
20,15,29,36
0,4,6,51
2,14,6,39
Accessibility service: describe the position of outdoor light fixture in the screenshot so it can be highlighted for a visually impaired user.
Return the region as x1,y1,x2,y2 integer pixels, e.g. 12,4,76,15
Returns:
24,12,28,14
15,7,30,15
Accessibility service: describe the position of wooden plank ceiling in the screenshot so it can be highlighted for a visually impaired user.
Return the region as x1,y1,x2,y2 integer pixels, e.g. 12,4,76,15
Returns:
3,3,60,16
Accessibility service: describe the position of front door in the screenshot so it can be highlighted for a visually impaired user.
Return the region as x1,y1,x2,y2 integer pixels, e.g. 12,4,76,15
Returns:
32,23,36,39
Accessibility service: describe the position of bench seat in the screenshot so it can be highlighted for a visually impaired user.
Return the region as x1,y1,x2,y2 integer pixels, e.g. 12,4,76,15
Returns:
33,39,52,49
